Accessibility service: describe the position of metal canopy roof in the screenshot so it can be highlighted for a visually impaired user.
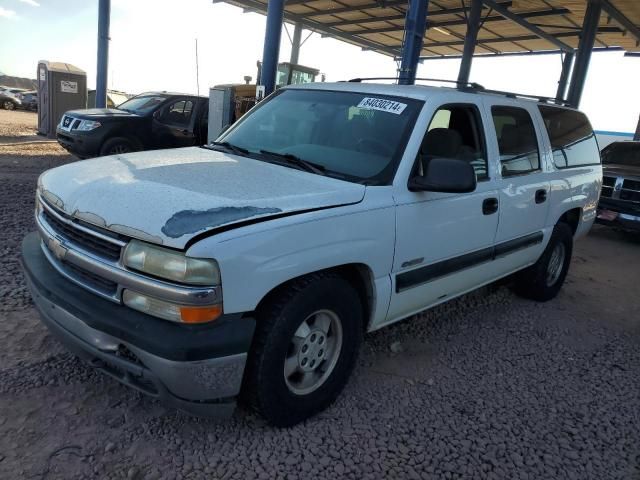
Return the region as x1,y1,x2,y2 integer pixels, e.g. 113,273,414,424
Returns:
220,0,640,59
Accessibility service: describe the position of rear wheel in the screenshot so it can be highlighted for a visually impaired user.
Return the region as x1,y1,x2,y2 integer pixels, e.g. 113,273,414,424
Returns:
3,100,15,111
243,273,363,427
99,137,136,156
513,223,573,302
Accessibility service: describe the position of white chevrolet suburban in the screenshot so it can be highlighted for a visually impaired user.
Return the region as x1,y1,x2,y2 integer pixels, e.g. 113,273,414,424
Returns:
22,82,602,426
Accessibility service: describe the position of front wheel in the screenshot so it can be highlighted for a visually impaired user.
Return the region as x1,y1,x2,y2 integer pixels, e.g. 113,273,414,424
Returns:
3,100,15,111
243,273,363,426
99,137,136,156
513,223,573,302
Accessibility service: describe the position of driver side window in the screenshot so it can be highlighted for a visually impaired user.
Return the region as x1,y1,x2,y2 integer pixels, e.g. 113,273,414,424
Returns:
419,104,488,180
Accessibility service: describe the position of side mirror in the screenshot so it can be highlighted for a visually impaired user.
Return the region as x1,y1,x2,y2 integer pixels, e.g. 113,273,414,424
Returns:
409,157,477,193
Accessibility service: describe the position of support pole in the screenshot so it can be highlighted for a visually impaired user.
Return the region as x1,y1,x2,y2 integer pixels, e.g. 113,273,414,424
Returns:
398,0,430,85
566,0,601,108
290,22,302,64
96,0,111,109
260,0,285,96
555,51,574,102
457,0,483,85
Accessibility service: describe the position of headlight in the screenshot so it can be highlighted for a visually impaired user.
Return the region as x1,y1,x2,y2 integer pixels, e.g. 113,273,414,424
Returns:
76,119,102,131
123,240,221,285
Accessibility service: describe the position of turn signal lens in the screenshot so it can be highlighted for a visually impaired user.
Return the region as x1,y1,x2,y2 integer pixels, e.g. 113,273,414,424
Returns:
122,290,222,324
180,305,223,324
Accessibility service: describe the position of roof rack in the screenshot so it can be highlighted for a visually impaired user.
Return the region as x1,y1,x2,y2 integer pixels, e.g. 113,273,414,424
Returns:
347,77,485,90
346,77,572,107
474,87,572,106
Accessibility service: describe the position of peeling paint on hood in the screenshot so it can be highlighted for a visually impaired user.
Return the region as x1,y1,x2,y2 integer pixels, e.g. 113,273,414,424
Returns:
38,147,366,249
161,206,283,238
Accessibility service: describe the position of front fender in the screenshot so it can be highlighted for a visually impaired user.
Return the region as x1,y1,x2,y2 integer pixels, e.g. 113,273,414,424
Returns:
186,192,396,323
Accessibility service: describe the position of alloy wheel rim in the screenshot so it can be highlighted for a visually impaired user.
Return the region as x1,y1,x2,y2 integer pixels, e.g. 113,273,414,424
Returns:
546,242,566,287
284,309,343,396
111,144,131,154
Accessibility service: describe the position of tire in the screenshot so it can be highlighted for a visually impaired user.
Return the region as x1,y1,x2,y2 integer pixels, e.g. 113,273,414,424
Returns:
99,137,136,156
513,223,573,302
3,100,16,111
243,273,363,427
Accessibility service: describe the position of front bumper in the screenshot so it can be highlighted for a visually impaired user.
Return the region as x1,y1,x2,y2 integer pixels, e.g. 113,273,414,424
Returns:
56,127,103,157
596,199,640,232
21,232,255,418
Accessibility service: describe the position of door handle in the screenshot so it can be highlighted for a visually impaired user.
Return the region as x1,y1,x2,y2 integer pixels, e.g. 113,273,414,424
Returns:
482,197,499,215
535,189,547,204
181,129,189,135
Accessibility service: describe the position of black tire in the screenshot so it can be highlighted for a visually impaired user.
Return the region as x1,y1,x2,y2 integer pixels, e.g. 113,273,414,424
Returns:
513,223,573,302
99,137,136,156
243,273,363,427
3,100,16,111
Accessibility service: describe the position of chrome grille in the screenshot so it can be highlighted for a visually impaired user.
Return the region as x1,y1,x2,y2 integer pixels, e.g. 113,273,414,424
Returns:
601,176,615,198
41,204,123,261
601,176,640,203
61,260,118,295
620,179,640,203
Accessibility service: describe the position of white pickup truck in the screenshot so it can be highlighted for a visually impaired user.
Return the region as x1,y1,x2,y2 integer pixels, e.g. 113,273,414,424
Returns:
22,82,602,426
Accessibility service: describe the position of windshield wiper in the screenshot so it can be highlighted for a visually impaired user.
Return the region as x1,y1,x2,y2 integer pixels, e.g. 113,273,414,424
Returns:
207,141,250,156
259,150,325,175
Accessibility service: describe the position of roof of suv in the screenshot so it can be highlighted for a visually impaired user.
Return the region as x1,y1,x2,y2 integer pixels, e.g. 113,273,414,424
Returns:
287,81,575,110
138,91,208,100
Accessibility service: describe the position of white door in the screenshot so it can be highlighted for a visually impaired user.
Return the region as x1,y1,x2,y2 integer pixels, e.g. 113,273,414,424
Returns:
386,102,500,324
485,102,551,268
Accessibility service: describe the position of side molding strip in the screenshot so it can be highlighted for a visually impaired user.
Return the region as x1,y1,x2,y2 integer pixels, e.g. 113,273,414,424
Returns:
396,231,543,293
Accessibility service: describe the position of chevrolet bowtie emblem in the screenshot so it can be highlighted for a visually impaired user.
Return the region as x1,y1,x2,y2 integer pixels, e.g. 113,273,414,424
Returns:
47,235,68,260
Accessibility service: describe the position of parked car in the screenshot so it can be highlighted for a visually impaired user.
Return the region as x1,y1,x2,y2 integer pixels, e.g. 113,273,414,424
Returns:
597,141,640,232
22,82,601,426
17,90,38,111
0,87,27,110
17,90,37,110
56,91,209,158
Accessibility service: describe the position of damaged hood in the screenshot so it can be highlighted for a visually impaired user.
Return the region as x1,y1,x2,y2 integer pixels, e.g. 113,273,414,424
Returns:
39,147,365,249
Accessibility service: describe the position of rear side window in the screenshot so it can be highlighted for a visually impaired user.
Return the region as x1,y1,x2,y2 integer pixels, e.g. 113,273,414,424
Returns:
539,106,600,168
160,99,194,126
491,106,540,176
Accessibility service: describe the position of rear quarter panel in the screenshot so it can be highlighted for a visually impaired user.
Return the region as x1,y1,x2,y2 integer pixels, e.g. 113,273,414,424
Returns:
532,107,602,238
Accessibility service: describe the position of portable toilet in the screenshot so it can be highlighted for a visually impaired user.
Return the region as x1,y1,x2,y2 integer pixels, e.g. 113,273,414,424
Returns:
37,61,87,138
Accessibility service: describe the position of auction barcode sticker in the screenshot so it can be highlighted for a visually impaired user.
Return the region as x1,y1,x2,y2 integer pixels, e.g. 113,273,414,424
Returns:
357,97,407,115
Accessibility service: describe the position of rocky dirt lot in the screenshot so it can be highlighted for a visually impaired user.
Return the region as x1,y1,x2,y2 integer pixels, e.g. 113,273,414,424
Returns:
0,110,639,479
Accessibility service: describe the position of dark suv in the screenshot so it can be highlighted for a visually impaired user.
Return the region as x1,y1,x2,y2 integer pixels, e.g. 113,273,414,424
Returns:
56,92,208,158
597,141,640,232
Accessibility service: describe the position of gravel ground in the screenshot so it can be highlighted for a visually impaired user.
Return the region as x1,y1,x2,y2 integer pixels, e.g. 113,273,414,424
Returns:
1,113,639,479
0,109,45,144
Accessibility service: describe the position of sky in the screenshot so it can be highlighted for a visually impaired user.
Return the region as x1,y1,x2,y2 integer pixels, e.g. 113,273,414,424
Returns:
1,0,639,132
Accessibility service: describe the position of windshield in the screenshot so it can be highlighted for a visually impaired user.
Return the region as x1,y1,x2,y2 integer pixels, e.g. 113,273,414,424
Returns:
216,89,421,184
117,94,167,114
602,143,640,166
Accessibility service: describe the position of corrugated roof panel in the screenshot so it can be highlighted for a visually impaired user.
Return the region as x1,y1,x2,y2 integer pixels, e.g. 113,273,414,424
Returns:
221,0,640,58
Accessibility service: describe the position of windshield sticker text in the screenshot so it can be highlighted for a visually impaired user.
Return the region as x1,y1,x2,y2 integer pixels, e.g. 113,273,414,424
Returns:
357,97,407,115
